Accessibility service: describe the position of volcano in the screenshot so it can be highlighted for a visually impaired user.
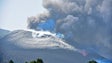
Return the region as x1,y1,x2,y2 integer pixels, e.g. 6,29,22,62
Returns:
0,29,104,63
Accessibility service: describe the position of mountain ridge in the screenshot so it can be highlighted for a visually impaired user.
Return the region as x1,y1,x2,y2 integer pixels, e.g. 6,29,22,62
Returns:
0,29,10,39
0,29,106,63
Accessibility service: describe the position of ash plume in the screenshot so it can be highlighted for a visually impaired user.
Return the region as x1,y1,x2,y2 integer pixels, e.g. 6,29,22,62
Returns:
27,0,112,60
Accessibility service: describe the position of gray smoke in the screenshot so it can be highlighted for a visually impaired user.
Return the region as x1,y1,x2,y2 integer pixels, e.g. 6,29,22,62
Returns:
27,0,112,60
27,12,50,29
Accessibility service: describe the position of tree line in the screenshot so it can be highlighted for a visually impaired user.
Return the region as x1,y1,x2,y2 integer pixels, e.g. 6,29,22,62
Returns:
9,58,97,63
9,58,43,63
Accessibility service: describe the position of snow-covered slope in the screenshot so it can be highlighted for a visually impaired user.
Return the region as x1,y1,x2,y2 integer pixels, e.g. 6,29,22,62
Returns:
0,30,105,63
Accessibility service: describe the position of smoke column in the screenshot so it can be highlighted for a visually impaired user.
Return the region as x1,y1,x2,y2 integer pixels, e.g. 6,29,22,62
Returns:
27,0,112,60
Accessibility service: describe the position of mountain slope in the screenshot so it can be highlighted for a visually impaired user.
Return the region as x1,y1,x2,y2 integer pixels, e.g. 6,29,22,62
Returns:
0,30,104,63
0,29,10,39
1,30,76,50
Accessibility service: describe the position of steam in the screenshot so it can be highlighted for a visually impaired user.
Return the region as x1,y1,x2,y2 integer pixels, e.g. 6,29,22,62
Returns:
22,29,86,56
27,0,112,60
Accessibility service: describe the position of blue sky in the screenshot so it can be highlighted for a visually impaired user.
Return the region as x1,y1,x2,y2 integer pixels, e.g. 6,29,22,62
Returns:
0,0,45,31
38,19,55,31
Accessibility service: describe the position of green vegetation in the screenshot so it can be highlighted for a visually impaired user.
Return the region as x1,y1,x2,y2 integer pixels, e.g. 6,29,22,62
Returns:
9,60,14,63
25,61,28,63
29,58,43,63
88,60,97,63
36,58,44,63
9,58,44,63
9,58,98,63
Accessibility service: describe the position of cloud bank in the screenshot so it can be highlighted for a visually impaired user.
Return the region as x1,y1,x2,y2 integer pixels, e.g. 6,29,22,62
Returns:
27,0,112,60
